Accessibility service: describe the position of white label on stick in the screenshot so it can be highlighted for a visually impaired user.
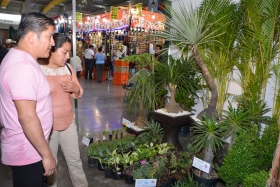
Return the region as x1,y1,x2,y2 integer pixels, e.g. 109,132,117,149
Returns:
192,156,211,174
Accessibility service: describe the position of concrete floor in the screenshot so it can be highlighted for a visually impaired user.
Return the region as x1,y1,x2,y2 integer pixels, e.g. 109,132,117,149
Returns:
0,78,226,187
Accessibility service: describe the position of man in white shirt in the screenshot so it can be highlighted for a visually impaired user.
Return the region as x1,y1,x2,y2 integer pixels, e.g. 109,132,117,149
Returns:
70,52,82,78
83,45,94,80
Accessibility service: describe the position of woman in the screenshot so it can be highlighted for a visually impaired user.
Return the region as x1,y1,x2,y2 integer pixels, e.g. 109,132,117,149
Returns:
94,46,106,82
39,33,88,187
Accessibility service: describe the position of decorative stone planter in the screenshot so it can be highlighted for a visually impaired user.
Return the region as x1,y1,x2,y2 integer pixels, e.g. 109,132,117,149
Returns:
151,111,194,151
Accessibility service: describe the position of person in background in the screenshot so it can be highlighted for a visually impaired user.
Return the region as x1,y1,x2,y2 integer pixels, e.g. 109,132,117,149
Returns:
83,44,94,80
111,49,117,77
0,43,8,65
39,33,88,187
155,44,163,63
5,39,12,51
116,45,126,58
95,46,106,82
0,12,56,187
11,41,17,48
70,51,82,78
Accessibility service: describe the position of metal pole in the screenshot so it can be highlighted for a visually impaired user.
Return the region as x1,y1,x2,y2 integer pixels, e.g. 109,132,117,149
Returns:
72,0,78,109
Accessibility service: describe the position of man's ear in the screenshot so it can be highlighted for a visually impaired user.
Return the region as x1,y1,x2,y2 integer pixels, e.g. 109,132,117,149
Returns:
26,32,37,44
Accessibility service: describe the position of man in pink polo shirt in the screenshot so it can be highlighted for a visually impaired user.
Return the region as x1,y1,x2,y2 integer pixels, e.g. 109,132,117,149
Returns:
0,13,56,187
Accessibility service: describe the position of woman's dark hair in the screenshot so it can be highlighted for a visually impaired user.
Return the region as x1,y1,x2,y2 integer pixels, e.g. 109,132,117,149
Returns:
18,12,55,39
51,33,71,52
98,47,102,52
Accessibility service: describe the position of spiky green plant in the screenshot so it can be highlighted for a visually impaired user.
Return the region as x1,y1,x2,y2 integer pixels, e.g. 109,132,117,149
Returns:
191,116,228,178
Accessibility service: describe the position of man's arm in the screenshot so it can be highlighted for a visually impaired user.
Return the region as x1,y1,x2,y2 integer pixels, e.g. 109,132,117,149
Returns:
14,100,56,176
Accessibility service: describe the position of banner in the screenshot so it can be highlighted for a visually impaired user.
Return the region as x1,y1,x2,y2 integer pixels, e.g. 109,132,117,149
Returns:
76,12,82,23
136,3,142,16
110,6,118,20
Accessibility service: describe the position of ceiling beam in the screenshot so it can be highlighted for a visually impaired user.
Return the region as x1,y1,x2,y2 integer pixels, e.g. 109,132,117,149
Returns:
42,0,66,13
1,0,11,8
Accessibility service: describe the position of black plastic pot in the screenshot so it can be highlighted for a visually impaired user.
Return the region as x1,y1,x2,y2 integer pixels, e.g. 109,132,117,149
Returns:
192,171,218,187
97,161,105,171
112,169,122,180
159,178,177,187
104,168,113,178
124,174,134,184
88,158,98,167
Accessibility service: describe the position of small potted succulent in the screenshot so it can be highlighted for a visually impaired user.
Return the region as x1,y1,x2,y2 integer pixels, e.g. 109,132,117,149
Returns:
191,116,228,186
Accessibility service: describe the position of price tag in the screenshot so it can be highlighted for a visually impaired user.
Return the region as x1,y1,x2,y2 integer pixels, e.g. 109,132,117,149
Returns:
82,136,90,146
122,118,131,128
135,179,157,187
192,156,211,174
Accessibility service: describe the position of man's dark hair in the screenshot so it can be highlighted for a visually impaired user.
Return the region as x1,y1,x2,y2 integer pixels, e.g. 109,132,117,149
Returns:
17,12,55,39
156,45,162,50
98,47,102,52
51,33,71,52
89,45,93,49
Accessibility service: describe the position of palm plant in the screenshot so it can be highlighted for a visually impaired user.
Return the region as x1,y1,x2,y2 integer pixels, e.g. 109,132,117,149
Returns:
122,53,166,127
154,0,235,119
191,116,228,178
233,0,280,103
220,102,253,147
155,55,201,113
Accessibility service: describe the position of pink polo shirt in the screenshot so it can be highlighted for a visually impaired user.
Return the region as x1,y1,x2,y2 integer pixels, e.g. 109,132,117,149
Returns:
0,48,53,166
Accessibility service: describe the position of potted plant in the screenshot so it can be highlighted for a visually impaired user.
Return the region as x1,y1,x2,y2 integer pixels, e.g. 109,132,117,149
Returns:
121,151,139,184
151,56,201,150
107,149,123,180
134,120,164,145
122,53,165,128
191,116,228,186
86,142,99,166
154,55,201,113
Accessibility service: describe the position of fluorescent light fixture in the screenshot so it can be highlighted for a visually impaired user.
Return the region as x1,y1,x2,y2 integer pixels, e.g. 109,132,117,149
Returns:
0,13,21,22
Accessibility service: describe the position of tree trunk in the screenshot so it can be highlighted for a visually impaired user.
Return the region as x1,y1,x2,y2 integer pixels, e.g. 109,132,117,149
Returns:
192,46,218,120
202,146,213,178
164,84,183,113
266,133,280,187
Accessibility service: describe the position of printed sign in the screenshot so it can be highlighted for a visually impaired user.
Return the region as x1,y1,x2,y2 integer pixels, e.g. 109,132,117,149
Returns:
76,12,82,23
82,136,90,146
136,3,142,16
192,156,211,174
122,118,131,128
110,6,118,20
135,179,157,187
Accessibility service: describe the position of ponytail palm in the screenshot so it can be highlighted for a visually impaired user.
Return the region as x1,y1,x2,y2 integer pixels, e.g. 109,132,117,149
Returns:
155,0,235,119
155,56,201,113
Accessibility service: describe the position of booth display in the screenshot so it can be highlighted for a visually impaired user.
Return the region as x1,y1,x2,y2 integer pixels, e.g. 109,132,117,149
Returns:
73,8,166,71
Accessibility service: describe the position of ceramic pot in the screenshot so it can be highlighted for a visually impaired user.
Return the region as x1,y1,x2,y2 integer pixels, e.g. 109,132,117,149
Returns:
192,170,218,187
